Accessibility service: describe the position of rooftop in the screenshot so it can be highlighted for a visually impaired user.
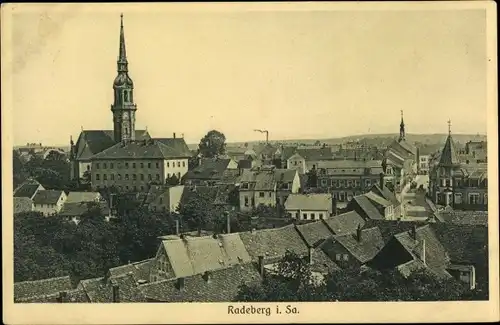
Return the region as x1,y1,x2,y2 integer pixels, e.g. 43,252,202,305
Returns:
32,190,64,205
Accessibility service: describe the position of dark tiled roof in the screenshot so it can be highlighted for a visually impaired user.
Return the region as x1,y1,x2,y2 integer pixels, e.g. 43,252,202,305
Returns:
240,224,309,261
32,190,64,205
185,158,234,181
310,249,342,273
14,183,41,199
436,211,488,226
59,201,110,217
332,227,385,263
91,138,192,160
79,274,146,303
352,195,385,220
438,134,460,166
106,259,153,283
296,148,334,161
394,225,451,278
295,221,334,248
323,211,366,234
155,138,192,157
75,130,150,160
362,220,426,244
237,159,253,169
14,276,73,302
140,263,261,302
371,184,400,206
14,197,33,214
15,288,90,303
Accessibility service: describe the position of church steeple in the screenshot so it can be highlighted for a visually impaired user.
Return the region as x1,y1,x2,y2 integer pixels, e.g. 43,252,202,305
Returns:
438,120,460,166
399,110,406,142
111,13,137,143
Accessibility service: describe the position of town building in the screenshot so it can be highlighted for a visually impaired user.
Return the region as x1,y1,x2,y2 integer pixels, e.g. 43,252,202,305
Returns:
383,111,418,191
184,158,239,186
238,166,300,212
32,190,67,216
314,160,389,202
284,193,333,221
14,179,45,200
69,15,192,192
145,185,185,213
428,122,488,210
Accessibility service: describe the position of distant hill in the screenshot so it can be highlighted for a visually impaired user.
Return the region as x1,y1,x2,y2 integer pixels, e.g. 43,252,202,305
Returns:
214,133,487,150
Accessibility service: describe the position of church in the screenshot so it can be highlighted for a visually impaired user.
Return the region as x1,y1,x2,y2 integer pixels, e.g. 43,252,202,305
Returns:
69,15,192,192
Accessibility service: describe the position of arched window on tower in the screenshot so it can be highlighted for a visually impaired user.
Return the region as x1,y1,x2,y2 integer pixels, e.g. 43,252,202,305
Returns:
129,90,133,102
124,90,129,103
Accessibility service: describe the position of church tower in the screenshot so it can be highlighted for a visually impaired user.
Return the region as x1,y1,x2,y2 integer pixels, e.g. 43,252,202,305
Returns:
398,110,406,142
111,14,137,143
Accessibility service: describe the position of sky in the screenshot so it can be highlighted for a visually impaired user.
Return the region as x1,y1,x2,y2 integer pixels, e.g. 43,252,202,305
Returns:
9,4,489,146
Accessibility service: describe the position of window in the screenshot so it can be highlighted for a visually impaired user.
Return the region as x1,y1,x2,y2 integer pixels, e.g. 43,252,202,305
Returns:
178,172,181,179
354,180,360,187
177,161,181,167
103,174,107,181
132,163,136,168
103,163,107,169
118,174,122,180
141,174,144,181
295,212,300,219
343,254,349,261
319,213,324,219
365,179,371,187
244,197,249,207
96,174,100,180
148,163,152,168
336,254,341,261
303,213,308,220
126,186,129,190
111,174,115,180
148,174,152,181
87,165,91,171
167,173,170,178
182,161,186,167
454,193,462,204
125,174,129,180
294,161,297,166
339,192,345,201
110,163,114,169
339,180,345,188
269,192,272,198
133,174,137,181
347,180,352,188
321,179,327,186
125,162,129,168
259,192,265,198
311,213,315,220
469,193,480,204
156,174,160,180
156,162,160,168
140,162,144,168
484,194,488,205
96,163,100,169
167,162,170,168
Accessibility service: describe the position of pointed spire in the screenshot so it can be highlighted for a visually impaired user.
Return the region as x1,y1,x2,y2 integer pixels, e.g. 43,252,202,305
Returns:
399,110,406,142
118,13,128,73
438,120,460,166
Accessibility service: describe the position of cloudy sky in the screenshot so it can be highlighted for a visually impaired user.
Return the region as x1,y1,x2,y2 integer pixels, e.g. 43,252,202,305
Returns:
8,3,489,146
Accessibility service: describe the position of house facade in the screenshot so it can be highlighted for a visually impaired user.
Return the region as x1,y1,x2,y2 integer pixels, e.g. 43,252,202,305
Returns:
147,185,185,213
32,190,67,216
284,193,333,221
238,167,300,212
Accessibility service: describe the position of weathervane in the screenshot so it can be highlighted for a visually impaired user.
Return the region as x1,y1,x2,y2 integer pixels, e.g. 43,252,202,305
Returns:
447,119,452,135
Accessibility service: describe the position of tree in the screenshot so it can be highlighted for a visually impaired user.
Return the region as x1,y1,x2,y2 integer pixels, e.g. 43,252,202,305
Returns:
198,130,226,158
176,188,221,232
13,151,28,188
166,174,180,186
306,167,318,188
45,150,66,161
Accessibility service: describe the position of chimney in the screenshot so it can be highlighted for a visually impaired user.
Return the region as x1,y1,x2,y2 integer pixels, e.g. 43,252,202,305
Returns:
59,291,67,303
356,224,362,242
379,173,384,189
226,212,231,234
175,220,180,235
173,132,176,139
177,277,185,291
112,285,120,303
258,255,265,277
308,246,314,265
411,224,417,240
421,239,426,266
203,271,211,283
331,196,337,216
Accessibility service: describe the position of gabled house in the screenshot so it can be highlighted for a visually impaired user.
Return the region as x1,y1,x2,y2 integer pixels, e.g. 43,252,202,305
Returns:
348,189,399,221
284,193,333,221
32,190,67,216
320,226,385,269
184,158,239,186
238,166,300,212
149,233,252,283
13,179,45,200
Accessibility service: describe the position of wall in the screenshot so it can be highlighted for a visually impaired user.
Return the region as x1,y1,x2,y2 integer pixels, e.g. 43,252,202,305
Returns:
150,246,175,283
287,156,306,174
149,185,185,213
287,209,329,221
162,158,189,181
322,240,361,270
